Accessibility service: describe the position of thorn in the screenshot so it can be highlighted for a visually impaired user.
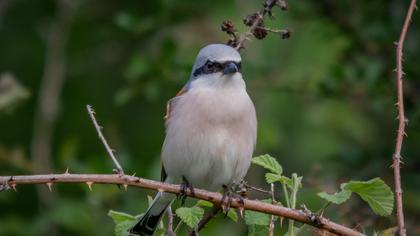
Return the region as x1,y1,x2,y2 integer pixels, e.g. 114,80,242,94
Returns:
123,184,128,191
131,172,136,177
46,182,53,192
64,168,69,174
11,183,17,192
238,207,244,218
394,41,399,46
86,181,93,191
157,188,164,193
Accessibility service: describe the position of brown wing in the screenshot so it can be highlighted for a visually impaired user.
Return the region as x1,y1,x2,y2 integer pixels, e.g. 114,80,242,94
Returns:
161,86,189,181
164,86,188,120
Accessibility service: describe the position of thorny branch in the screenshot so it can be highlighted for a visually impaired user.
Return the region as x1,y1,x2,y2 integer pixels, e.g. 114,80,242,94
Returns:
392,0,417,236
0,173,364,236
269,183,276,236
86,105,124,175
221,0,291,51
166,207,175,236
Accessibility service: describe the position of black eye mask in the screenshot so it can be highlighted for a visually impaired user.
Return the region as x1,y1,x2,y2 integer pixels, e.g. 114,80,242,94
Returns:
193,60,242,77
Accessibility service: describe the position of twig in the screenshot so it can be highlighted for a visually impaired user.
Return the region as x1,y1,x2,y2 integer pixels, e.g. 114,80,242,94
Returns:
86,105,124,175
0,173,364,236
221,0,290,50
189,205,222,236
244,183,272,195
166,207,174,236
269,183,276,236
393,1,417,236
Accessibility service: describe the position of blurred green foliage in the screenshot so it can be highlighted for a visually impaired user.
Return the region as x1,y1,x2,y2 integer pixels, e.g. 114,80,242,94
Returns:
0,0,420,235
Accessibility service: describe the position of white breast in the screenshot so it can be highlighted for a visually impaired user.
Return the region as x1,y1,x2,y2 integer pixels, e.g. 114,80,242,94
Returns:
161,78,257,191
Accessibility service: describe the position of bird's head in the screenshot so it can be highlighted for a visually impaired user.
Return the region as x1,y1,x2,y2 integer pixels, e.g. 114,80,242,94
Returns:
187,44,243,90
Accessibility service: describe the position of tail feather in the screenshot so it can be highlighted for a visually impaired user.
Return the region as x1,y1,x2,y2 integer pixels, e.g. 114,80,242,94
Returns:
129,192,173,236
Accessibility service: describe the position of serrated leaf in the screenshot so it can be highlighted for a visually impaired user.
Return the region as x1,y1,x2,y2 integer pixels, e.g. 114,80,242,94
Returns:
175,206,204,228
227,208,239,222
197,200,213,208
279,176,293,188
248,224,269,236
265,173,282,183
342,178,394,216
252,154,282,175
317,190,352,204
108,210,137,236
114,220,135,236
108,210,136,224
244,210,270,226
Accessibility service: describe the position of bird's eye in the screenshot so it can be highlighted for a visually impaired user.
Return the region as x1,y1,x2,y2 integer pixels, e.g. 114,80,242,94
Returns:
206,62,214,70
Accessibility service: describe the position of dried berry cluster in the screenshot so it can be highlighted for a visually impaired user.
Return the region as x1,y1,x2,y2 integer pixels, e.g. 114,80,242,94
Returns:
221,0,290,50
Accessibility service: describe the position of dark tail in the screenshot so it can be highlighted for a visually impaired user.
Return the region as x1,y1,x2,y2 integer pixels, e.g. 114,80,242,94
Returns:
129,192,173,236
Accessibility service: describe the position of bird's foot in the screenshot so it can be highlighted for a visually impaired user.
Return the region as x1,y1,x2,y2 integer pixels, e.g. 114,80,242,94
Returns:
220,185,245,216
178,176,194,205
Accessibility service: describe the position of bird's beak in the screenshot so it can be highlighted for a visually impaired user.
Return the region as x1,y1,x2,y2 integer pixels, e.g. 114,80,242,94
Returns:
223,62,239,75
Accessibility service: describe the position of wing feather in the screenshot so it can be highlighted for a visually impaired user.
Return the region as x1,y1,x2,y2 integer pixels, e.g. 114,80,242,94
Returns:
161,85,189,181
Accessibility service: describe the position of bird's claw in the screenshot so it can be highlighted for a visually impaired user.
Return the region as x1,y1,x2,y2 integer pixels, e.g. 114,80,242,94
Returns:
220,185,245,216
178,176,194,205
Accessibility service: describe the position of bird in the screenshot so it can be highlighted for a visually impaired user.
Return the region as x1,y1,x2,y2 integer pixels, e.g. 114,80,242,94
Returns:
129,44,257,235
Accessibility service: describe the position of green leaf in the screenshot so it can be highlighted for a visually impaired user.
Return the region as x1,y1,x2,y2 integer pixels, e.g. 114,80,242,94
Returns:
197,200,237,222
377,226,398,236
291,174,303,190
248,224,269,236
227,209,239,222
342,178,394,216
244,210,270,226
108,210,137,236
196,200,213,208
265,173,282,183
317,190,352,204
175,206,204,228
114,220,135,236
279,176,293,188
108,210,136,224
252,154,282,175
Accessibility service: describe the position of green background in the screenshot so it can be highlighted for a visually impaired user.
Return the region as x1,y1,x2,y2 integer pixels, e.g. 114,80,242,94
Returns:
0,0,419,235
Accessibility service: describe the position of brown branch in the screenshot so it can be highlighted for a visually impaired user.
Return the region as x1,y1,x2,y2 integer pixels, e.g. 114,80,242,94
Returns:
244,182,272,195
221,0,290,50
166,207,175,236
189,205,222,236
86,105,124,175
393,1,417,236
0,173,364,236
269,183,276,236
